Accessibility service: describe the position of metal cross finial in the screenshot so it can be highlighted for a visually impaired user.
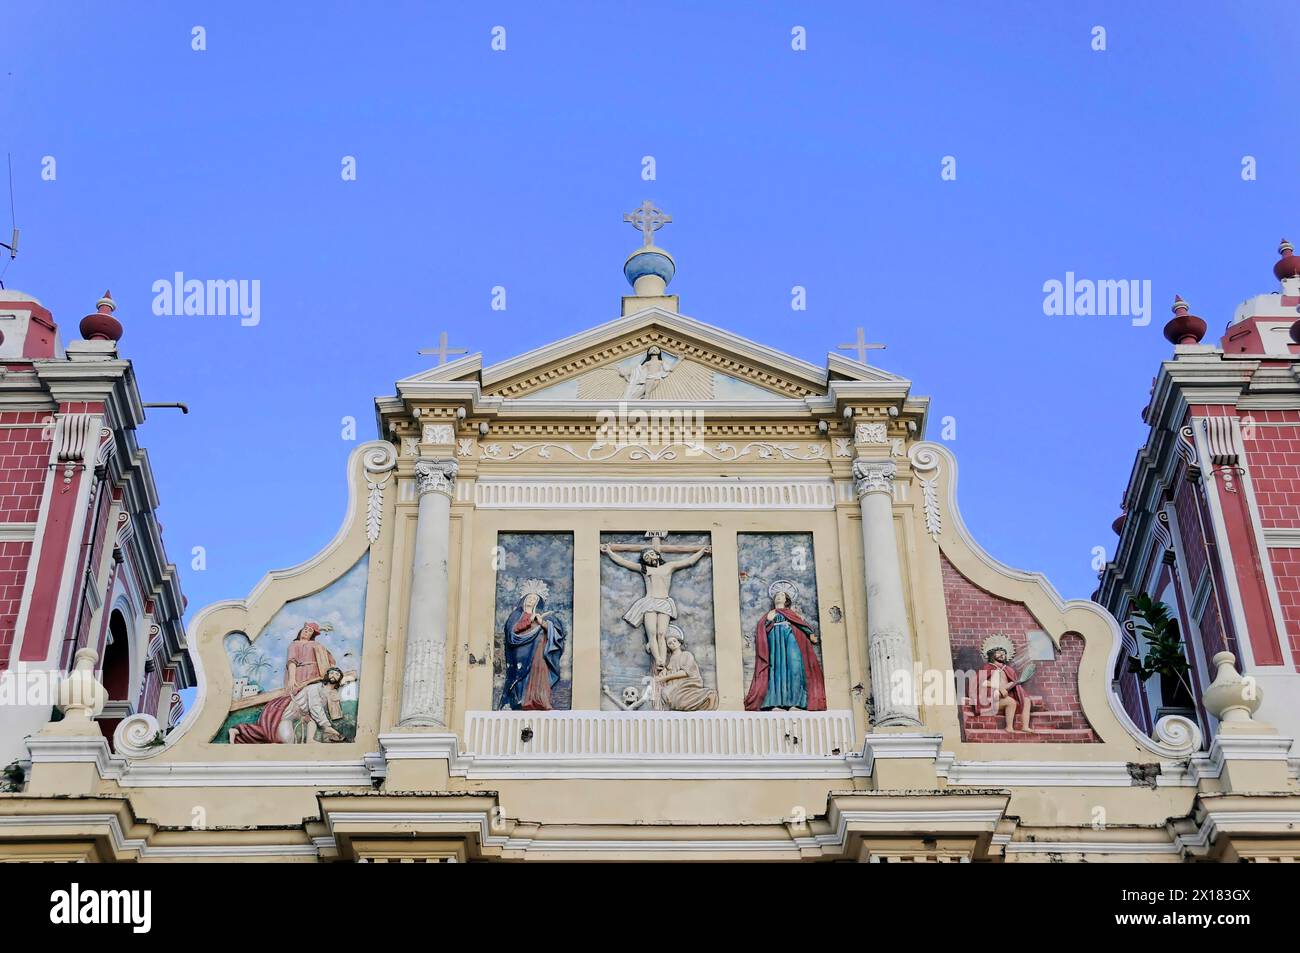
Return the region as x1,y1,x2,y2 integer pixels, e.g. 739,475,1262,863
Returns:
624,200,671,247
837,327,886,365
419,331,468,366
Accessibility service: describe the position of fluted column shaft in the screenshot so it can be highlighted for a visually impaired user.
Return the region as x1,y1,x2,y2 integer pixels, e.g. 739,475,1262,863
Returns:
854,458,922,728
398,459,458,728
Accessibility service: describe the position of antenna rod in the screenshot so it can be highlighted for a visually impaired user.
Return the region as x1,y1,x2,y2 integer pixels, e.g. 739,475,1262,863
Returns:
1,154,16,260
142,402,190,415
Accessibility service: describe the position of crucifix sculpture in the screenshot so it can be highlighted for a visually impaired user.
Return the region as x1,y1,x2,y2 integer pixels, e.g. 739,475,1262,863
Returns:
624,200,672,247
601,530,710,672
837,327,886,365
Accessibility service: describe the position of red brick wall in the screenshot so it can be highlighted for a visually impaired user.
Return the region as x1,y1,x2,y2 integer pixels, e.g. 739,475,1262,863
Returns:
1267,547,1300,663
941,555,1099,743
0,411,51,523
0,411,50,669
1242,410,1300,528
0,540,32,670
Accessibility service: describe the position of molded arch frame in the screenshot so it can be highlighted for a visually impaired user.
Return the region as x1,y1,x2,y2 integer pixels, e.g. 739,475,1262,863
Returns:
142,441,399,757
102,592,140,706
908,441,1189,760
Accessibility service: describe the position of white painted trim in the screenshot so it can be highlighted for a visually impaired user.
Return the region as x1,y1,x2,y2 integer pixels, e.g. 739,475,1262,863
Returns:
499,398,807,415
943,758,1195,787
326,810,811,856
324,805,1002,859
0,814,318,859
1263,527,1300,548
454,712,859,779
1003,839,1180,855
453,756,857,780
22,808,1300,861
115,760,375,787
0,522,35,542
462,710,856,756
998,808,1300,858
1208,732,1295,763
24,734,376,787
31,727,1291,790
857,732,947,777
471,477,837,510
137,843,321,858
1191,421,1258,668
1236,396,1300,411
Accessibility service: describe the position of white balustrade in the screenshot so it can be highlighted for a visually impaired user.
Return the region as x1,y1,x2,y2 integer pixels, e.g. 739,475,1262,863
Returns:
462,709,856,760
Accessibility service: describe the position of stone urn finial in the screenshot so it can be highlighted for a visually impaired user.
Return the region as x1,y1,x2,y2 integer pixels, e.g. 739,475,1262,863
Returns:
1202,652,1261,723
57,648,108,722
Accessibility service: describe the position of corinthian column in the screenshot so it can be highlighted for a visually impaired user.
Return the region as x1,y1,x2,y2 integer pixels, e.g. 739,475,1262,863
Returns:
853,458,922,728
398,458,458,728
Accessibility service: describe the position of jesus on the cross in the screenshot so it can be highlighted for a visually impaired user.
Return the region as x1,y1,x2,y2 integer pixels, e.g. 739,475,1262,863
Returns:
601,540,710,672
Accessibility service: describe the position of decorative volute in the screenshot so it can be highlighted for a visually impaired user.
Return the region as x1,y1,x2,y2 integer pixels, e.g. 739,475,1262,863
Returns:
1202,651,1261,724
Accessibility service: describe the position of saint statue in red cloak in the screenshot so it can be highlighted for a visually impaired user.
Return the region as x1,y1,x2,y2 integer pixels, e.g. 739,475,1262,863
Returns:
744,580,826,711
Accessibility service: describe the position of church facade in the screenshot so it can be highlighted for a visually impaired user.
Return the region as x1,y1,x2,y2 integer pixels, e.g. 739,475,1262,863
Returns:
0,208,1297,862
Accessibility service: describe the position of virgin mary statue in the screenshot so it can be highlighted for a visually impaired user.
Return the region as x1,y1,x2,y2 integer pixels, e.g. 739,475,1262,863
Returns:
498,579,567,710
743,580,826,711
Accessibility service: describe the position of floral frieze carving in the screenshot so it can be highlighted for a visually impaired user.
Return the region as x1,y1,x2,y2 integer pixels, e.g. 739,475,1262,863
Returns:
854,422,888,445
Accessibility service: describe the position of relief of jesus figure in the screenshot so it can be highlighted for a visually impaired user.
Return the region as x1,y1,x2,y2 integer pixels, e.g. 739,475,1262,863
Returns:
600,543,711,672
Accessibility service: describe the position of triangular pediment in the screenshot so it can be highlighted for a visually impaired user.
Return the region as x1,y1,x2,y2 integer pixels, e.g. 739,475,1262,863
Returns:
477,308,821,401
472,308,896,401
394,306,911,402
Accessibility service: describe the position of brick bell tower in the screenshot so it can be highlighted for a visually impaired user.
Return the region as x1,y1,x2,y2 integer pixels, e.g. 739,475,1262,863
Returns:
1099,241,1300,750
0,288,193,768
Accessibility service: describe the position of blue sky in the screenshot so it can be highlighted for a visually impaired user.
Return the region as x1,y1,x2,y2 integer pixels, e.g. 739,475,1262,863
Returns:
2,2,1296,617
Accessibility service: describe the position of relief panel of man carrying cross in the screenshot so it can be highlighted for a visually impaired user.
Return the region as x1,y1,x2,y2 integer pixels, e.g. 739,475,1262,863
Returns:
599,530,719,712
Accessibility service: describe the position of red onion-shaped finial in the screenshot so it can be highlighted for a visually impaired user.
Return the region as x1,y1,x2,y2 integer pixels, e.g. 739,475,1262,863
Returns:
1274,239,1300,281
1162,294,1206,345
79,289,123,342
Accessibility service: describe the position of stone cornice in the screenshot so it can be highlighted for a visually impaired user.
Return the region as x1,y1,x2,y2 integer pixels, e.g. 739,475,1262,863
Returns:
376,311,931,448
470,307,831,396
32,357,144,431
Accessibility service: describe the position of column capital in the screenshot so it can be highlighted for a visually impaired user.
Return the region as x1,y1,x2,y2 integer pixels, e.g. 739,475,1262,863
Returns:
853,458,896,498
413,458,458,497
